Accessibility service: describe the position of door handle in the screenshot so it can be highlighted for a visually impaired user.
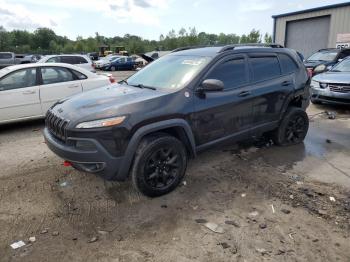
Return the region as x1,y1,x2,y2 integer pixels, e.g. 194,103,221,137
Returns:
282,81,292,86
238,91,251,97
22,90,36,95
68,84,79,88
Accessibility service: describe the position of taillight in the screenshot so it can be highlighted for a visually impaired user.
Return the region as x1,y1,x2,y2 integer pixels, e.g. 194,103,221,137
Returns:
109,76,116,83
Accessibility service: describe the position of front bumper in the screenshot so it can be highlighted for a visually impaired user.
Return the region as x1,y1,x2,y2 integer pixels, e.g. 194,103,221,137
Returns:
44,128,125,180
311,87,350,105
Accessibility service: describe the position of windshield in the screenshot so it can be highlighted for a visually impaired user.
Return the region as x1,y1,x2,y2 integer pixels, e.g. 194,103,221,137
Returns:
307,51,338,62
331,59,350,72
127,55,211,90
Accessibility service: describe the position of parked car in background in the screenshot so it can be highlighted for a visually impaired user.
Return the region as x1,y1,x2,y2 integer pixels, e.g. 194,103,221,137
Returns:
0,63,115,124
0,52,37,68
88,52,99,61
38,54,95,72
44,44,310,197
93,55,122,69
304,48,350,76
102,56,136,71
310,57,350,105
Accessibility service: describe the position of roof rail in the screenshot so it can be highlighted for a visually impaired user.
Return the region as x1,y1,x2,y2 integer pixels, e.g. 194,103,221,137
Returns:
171,45,214,53
218,43,284,53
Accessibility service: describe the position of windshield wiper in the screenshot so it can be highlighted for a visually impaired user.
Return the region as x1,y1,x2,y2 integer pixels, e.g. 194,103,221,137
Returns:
130,83,156,90
118,79,129,85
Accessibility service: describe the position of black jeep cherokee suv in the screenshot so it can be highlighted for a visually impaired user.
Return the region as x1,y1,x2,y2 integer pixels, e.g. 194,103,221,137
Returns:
44,44,310,197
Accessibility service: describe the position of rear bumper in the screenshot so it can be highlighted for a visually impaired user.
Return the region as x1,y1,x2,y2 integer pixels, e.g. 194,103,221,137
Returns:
44,128,126,180
311,88,350,105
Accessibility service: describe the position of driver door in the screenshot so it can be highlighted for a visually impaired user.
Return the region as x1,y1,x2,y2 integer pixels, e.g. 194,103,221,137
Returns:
192,55,255,147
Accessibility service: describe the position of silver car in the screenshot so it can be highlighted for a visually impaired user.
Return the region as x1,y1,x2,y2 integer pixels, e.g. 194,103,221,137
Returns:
310,57,350,105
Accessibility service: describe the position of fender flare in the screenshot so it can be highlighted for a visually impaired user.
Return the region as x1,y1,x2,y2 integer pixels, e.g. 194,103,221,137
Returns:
116,119,196,180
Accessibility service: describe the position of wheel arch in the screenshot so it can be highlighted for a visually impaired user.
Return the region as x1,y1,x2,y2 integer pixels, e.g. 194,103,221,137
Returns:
117,119,196,180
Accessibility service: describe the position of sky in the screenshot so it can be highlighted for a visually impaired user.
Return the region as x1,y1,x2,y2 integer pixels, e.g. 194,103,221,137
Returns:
0,0,347,40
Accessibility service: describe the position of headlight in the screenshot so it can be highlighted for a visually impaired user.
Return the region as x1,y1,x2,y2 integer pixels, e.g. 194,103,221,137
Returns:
75,116,126,129
314,64,326,73
310,80,320,88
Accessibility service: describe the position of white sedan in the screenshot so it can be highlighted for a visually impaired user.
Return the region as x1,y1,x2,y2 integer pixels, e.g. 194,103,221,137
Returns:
0,63,115,124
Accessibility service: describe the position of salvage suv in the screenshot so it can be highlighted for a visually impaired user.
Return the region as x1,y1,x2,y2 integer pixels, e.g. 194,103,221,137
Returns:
44,44,310,197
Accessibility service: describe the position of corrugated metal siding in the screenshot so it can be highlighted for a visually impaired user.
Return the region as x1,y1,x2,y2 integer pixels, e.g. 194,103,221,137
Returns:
275,5,350,48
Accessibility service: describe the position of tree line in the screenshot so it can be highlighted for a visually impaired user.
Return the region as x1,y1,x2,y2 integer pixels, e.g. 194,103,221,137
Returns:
0,26,272,55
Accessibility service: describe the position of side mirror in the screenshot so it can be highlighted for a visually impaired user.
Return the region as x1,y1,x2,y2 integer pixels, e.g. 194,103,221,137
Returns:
200,79,224,92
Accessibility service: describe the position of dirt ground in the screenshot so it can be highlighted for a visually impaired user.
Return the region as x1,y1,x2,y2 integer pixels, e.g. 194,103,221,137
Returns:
0,72,349,262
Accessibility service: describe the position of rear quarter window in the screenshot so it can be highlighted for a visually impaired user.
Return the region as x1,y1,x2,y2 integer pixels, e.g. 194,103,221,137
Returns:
250,56,281,82
75,56,88,64
279,54,298,74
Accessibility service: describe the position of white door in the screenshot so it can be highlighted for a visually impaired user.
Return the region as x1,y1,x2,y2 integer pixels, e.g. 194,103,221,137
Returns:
0,67,41,122
39,66,83,113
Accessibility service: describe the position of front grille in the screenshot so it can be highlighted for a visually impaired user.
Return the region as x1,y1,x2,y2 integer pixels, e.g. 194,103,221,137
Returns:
46,110,69,142
329,84,350,93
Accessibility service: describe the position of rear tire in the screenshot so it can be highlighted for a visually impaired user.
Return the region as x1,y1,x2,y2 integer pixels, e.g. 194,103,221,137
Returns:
272,107,309,146
131,134,187,197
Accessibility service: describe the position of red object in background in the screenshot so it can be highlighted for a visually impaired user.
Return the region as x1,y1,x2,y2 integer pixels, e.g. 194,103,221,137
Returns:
109,75,116,83
63,161,72,167
307,68,313,78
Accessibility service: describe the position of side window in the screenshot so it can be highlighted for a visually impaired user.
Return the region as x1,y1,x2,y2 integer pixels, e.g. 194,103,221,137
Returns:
279,54,298,74
75,56,88,64
119,57,126,63
0,68,37,91
41,67,75,85
250,56,281,82
206,58,247,89
60,56,75,64
47,56,61,63
72,69,87,80
127,57,132,62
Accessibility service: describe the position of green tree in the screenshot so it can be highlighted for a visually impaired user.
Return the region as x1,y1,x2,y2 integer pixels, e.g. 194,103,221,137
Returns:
264,33,272,43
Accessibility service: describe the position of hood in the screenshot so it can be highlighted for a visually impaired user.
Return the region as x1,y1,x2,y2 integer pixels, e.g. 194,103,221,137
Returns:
51,84,166,125
304,60,332,68
313,71,350,84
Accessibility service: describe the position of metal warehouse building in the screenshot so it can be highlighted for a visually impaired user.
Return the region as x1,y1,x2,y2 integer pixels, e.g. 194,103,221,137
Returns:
272,2,350,58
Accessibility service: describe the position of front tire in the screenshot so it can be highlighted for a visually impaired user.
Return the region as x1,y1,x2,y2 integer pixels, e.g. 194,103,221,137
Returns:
273,107,309,146
110,66,116,71
131,134,187,197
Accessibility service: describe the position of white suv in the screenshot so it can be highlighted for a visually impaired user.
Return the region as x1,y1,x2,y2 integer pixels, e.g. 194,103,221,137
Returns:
38,54,95,72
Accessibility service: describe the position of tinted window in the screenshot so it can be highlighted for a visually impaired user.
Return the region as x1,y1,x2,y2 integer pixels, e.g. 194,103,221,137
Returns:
47,56,61,63
279,54,298,74
60,56,76,64
0,53,13,59
119,57,126,63
207,58,247,89
127,57,132,62
0,68,37,91
250,57,281,82
75,56,88,64
41,67,75,85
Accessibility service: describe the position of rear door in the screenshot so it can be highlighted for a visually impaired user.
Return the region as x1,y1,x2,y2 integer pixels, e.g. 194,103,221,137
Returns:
0,67,41,122
248,53,295,126
193,54,255,146
39,66,83,113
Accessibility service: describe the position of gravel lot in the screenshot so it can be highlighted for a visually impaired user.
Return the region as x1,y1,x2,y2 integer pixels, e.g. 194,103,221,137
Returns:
0,70,349,262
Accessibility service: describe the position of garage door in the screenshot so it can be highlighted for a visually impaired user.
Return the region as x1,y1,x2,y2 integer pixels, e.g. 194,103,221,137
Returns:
285,16,330,58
